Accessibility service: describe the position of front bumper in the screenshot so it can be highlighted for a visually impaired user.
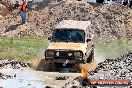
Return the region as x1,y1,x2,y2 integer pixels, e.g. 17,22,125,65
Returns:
45,57,83,64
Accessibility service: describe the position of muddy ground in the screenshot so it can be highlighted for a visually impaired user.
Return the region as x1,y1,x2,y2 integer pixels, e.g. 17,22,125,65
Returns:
0,56,98,88
0,52,132,88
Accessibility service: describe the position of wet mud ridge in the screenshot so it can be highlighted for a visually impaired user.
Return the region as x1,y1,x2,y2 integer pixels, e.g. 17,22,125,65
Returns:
0,60,29,80
90,52,132,80
64,52,132,88
0,72,16,80
0,60,29,69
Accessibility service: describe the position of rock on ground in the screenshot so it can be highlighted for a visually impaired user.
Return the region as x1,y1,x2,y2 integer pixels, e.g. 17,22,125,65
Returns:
0,0,132,41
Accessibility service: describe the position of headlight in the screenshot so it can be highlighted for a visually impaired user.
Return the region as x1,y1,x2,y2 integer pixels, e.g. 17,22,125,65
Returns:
56,52,60,56
74,51,83,57
45,50,55,57
68,53,72,56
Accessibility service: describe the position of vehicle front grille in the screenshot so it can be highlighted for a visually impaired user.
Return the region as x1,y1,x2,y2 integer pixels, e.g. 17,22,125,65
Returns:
54,51,74,59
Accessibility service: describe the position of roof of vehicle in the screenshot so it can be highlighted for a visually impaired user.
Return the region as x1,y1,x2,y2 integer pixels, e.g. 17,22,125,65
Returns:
55,20,91,31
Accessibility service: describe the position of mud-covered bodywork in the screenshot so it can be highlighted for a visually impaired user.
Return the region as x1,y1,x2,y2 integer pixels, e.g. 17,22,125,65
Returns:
45,20,94,65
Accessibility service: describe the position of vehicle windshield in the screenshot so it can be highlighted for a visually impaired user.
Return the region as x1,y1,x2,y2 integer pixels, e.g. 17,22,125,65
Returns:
52,29,85,43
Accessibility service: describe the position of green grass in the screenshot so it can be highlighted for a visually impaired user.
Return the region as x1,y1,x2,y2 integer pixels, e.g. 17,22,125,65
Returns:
0,37,48,60
95,38,132,59
0,36,132,60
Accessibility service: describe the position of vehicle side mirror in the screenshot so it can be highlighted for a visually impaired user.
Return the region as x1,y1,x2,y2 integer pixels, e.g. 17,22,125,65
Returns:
48,37,51,40
86,39,91,43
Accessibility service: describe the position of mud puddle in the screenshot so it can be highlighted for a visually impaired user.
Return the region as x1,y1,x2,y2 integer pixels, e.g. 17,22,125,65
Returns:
0,60,82,88
0,68,81,88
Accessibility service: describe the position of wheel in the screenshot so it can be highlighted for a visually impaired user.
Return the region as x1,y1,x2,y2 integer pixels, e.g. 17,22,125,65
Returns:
87,49,94,63
80,78,90,86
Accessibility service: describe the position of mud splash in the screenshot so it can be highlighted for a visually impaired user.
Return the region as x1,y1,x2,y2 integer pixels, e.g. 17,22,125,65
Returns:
0,60,81,88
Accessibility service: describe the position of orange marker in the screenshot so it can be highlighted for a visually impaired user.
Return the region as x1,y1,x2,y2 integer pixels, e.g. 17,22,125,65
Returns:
81,68,88,78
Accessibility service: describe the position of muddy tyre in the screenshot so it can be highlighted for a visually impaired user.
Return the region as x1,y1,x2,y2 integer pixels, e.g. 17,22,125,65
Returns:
87,50,94,63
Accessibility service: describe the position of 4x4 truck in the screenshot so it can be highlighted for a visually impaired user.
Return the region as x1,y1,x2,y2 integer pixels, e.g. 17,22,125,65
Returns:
45,20,94,66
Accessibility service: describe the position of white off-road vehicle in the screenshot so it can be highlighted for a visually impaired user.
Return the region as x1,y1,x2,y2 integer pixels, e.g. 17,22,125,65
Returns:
45,20,94,66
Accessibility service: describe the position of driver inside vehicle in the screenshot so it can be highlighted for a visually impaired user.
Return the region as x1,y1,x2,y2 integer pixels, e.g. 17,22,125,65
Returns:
70,31,83,42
